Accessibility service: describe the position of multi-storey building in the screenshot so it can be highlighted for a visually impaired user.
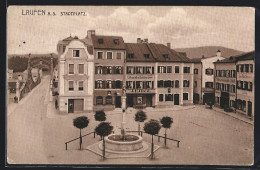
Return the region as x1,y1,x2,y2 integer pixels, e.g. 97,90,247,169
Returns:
191,58,202,104
91,31,126,111
214,51,254,119
236,51,254,118
214,56,237,110
57,36,94,113
125,39,194,108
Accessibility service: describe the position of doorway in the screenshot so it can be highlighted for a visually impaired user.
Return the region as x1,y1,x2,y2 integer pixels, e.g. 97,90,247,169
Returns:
220,92,229,108
248,101,252,117
174,94,179,105
146,94,153,107
115,96,121,108
127,95,133,107
68,99,74,113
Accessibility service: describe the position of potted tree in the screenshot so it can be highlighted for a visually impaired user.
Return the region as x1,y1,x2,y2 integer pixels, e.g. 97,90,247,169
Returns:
160,116,173,147
143,119,161,159
134,110,147,135
73,116,89,150
95,122,113,160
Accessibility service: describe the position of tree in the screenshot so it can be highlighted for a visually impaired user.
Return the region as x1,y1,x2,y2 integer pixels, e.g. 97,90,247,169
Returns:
95,122,113,160
95,110,106,122
73,116,89,150
135,110,147,135
160,116,173,147
143,119,161,159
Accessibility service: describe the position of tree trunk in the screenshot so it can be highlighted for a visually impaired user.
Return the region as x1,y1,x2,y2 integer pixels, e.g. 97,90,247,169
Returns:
102,137,105,160
80,129,82,150
151,135,154,159
138,122,140,136
164,128,167,147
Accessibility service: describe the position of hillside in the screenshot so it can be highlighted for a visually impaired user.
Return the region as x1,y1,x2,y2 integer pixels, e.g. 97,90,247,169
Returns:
8,53,58,59
174,46,244,59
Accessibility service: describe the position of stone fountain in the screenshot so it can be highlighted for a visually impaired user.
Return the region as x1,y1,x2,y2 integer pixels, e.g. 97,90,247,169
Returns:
99,85,147,153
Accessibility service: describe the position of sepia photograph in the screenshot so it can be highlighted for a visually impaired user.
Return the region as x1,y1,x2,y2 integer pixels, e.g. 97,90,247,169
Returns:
6,6,255,165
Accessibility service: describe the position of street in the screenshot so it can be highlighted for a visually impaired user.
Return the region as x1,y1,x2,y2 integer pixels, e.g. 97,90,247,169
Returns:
7,76,254,165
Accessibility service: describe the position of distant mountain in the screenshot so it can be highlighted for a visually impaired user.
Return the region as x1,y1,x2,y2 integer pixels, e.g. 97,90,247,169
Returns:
174,46,244,59
8,53,58,59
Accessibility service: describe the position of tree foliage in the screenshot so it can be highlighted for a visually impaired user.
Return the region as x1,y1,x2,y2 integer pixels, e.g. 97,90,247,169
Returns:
135,110,147,122
160,116,173,129
143,119,161,135
95,122,113,137
95,110,106,122
8,56,28,72
73,116,89,129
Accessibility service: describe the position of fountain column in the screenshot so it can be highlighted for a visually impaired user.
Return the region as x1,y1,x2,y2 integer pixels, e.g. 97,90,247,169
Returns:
121,85,127,139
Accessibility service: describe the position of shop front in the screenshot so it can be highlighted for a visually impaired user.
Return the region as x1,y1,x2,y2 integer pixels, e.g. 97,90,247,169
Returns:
126,89,155,109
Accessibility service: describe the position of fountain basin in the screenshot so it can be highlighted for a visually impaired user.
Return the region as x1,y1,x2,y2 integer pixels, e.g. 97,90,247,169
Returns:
104,134,143,152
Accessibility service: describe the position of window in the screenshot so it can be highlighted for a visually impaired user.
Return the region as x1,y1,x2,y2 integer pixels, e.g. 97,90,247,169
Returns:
127,53,134,58
107,80,112,89
240,64,244,72
232,85,236,93
175,66,179,73
136,81,142,88
144,54,150,58
216,97,219,104
69,81,74,91
96,80,103,89
96,96,103,105
159,94,163,102
167,66,172,73
145,81,152,89
244,81,248,90
97,66,102,74
236,65,239,72
175,80,179,88
97,52,103,59
116,52,121,59
146,67,152,74
73,50,80,57
126,81,133,89
78,64,84,74
221,83,224,91
158,66,166,73
114,39,119,45
136,67,143,74
107,66,112,74
163,54,169,58
165,94,173,101
78,81,83,91
183,93,188,100
116,80,122,89
164,80,172,88
250,64,253,72
107,52,113,59
245,64,249,72
205,82,213,88
205,68,213,75
127,66,134,74
194,68,198,74
249,82,252,91
183,67,190,73
69,64,74,74
232,70,236,77
183,80,190,87
98,38,103,44
115,66,122,74
240,81,244,89
194,81,197,87
106,96,112,104
227,84,230,92
158,80,164,88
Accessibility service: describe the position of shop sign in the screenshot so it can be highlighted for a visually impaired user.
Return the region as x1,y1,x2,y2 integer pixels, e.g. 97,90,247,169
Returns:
127,75,153,79
126,89,155,94
216,77,235,83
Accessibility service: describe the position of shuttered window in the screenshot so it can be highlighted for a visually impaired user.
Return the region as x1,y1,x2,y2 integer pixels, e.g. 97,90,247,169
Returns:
78,64,84,74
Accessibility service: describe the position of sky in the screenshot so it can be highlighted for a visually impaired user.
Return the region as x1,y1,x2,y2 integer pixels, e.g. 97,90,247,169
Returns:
7,6,255,54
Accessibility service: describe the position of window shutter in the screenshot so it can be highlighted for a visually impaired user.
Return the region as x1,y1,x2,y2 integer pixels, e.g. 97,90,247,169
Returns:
143,67,146,74
133,81,135,89
112,66,116,74
143,81,146,89
171,81,174,88
164,66,166,73
158,66,160,73
152,81,154,88
121,67,123,74
152,67,154,74
95,81,97,88
95,66,98,74
102,66,106,74
188,80,190,87
112,81,116,89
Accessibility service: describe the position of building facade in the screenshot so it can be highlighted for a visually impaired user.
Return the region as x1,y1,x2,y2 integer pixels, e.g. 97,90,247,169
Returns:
191,59,202,104
57,36,94,113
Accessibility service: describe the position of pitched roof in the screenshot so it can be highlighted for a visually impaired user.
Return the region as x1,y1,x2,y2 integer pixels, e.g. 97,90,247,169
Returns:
214,51,254,64
125,43,191,62
190,58,202,63
91,35,125,50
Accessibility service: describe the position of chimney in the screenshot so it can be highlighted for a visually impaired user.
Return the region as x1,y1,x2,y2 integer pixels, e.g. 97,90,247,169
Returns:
144,38,148,43
87,30,95,38
216,50,221,57
137,38,142,43
167,43,171,49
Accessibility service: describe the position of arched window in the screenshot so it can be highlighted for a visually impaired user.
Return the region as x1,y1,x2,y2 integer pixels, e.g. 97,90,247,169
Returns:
96,96,103,105
106,96,113,104
175,80,179,88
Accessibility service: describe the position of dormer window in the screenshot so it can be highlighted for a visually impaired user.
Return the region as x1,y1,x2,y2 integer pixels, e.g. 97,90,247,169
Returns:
163,54,169,58
144,54,150,58
98,38,104,44
114,39,119,45
73,50,80,57
127,54,134,58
